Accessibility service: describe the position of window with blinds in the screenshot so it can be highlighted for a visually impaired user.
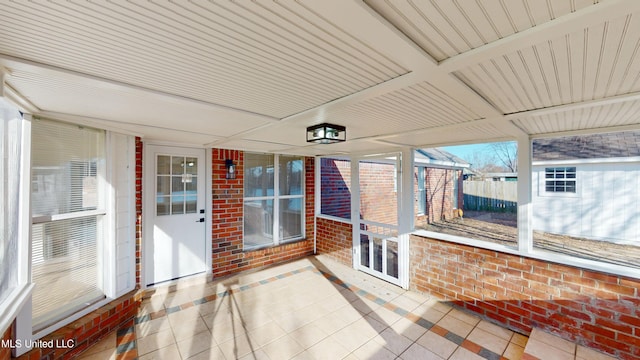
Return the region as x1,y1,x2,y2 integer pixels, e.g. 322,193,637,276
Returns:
31,118,106,330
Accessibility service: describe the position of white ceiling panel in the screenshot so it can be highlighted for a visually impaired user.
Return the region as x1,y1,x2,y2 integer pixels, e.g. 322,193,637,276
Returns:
511,100,640,135
1,0,640,155
365,0,601,61
0,0,407,118
455,11,640,114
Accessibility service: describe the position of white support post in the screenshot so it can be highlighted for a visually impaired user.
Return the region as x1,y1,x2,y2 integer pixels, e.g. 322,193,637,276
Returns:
398,148,414,289
517,135,533,253
351,156,359,270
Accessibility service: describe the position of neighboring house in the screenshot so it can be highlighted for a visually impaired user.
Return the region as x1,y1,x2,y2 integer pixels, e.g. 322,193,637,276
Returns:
414,149,470,224
482,172,517,181
532,131,640,244
319,148,469,225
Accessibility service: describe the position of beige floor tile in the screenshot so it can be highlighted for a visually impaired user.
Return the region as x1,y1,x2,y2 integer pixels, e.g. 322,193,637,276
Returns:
401,291,432,305
217,333,258,360
305,336,351,360
138,343,181,360
311,310,350,334
389,317,428,341
247,320,286,347
524,338,574,360
503,342,525,360
389,294,421,312
415,330,458,359
76,347,117,360
262,334,305,359
273,310,310,333
398,343,444,360
172,316,210,342
350,296,382,315
352,339,397,360
167,306,201,325
466,327,510,355
238,348,271,360
373,328,414,356
511,333,529,347
576,345,617,360
366,306,403,326
176,331,215,359
163,291,194,308
530,328,576,354
331,320,378,352
412,306,447,324
476,320,514,341
448,308,481,326
449,347,485,360
186,345,226,360
136,317,172,338
436,313,475,338
137,328,175,356
289,322,329,349
78,331,116,357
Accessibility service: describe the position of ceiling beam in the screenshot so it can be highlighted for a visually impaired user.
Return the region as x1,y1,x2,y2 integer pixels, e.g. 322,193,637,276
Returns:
438,0,640,73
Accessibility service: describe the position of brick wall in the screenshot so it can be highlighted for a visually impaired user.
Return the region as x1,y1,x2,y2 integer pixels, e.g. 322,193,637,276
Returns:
211,149,314,278
410,234,640,360
135,137,143,287
319,158,351,219
16,291,142,360
1,326,11,360
415,167,462,227
316,217,352,266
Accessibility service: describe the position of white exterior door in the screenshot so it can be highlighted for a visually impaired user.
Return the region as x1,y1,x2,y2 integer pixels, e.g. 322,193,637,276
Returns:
144,145,207,286
353,153,407,287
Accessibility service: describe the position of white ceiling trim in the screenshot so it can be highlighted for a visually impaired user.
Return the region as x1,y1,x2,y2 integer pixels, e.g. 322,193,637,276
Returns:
0,53,280,123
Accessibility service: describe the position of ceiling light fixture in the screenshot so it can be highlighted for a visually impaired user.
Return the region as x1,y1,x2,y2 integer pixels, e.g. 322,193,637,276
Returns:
306,123,346,144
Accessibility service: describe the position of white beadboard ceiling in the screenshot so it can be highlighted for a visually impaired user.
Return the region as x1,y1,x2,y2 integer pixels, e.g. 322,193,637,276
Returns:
1,0,640,155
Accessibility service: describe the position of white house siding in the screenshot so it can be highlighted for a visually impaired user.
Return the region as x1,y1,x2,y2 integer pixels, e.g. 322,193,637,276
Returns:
532,162,640,244
112,133,136,296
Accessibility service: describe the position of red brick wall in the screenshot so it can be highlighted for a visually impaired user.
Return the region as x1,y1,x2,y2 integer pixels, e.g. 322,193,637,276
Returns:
410,234,640,360
211,149,314,278
319,158,351,219
358,161,397,224
16,291,141,360
316,217,352,266
415,168,461,227
135,137,143,287
1,325,11,360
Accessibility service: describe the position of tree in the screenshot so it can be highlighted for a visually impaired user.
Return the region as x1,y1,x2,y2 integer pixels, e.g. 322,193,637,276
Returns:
490,142,517,172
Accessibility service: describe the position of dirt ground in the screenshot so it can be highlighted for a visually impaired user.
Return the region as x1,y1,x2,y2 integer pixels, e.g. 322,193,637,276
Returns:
419,210,640,268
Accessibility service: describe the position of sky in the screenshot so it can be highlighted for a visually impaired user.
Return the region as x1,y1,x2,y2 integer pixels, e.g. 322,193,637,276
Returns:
441,143,492,162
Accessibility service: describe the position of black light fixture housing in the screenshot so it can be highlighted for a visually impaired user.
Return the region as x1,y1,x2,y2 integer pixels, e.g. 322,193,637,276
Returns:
225,159,236,179
306,123,346,144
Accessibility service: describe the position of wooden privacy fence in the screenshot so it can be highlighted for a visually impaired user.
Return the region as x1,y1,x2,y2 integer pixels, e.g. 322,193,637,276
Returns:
463,181,517,213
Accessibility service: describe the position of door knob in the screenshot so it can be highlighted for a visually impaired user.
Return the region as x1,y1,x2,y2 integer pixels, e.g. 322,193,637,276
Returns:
196,218,205,223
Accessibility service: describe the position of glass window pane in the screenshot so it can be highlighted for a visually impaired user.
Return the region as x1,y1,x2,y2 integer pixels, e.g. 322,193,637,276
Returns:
320,157,351,219
185,157,197,175
279,155,303,196
31,119,105,217
157,155,170,175
172,156,184,175
244,200,274,249
157,196,170,215
185,178,197,214
386,240,398,278
533,132,640,269
31,215,104,330
172,196,185,214
172,176,184,194
280,198,302,241
360,234,370,268
157,176,170,196
244,153,274,197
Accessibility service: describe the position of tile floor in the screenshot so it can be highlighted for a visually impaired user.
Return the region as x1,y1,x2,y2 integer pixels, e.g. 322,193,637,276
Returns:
74,255,606,360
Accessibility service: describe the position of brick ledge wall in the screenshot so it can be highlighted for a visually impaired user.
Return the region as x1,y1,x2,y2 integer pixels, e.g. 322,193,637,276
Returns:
409,234,640,360
14,290,142,360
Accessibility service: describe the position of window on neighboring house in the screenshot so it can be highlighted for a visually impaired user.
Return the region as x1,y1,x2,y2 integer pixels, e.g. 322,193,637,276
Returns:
544,167,576,193
243,153,304,250
31,118,106,331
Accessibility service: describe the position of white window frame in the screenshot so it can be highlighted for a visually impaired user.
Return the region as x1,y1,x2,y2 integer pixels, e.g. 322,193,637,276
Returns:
412,136,640,281
9,116,136,355
243,153,305,250
541,166,578,197
417,166,426,215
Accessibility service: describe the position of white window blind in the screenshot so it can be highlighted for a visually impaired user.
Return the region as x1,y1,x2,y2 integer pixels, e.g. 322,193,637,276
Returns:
0,98,22,306
31,118,106,330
